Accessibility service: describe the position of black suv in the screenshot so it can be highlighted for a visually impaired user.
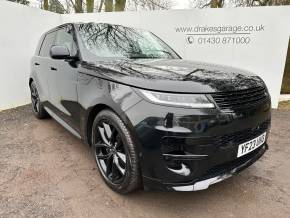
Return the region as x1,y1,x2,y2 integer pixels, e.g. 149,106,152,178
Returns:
30,23,271,193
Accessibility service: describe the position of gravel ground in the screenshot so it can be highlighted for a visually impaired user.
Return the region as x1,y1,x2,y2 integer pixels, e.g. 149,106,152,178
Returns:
0,105,289,218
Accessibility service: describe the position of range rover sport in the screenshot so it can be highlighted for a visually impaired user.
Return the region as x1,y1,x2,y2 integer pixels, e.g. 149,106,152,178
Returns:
29,22,271,193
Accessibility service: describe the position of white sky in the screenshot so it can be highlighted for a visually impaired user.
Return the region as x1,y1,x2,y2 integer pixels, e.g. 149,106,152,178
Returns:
172,0,190,9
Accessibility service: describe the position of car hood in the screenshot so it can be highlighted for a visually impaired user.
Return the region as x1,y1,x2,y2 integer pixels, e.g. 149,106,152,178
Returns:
80,59,264,93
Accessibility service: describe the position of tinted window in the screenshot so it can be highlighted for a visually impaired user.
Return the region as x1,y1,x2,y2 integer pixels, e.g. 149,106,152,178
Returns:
55,25,77,56
39,31,56,57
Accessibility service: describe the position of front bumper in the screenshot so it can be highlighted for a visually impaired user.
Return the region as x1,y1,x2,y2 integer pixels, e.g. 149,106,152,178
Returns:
145,143,267,191
125,98,271,191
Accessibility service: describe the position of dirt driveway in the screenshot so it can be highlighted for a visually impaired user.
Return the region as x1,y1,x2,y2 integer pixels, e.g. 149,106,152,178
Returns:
0,105,289,218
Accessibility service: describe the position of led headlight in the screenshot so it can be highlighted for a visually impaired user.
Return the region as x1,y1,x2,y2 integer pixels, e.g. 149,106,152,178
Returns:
138,89,215,108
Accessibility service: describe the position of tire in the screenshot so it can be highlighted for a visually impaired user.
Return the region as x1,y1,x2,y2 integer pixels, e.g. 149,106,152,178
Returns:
91,109,141,194
30,81,49,119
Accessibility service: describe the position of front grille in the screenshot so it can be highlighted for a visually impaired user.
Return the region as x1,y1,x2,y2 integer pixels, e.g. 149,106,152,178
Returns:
211,86,268,112
215,119,270,147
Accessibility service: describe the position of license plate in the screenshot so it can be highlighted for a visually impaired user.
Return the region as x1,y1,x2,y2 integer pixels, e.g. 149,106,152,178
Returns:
237,132,266,157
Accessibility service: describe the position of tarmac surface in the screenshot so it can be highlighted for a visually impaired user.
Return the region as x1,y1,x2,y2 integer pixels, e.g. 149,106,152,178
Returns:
0,105,289,218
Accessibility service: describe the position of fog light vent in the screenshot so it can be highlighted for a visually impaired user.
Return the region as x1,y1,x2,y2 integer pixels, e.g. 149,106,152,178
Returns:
168,163,191,176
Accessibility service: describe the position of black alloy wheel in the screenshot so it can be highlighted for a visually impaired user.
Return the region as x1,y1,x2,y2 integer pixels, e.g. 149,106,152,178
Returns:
95,120,127,183
92,110,140,193
30,81,49,119
31,82,40,113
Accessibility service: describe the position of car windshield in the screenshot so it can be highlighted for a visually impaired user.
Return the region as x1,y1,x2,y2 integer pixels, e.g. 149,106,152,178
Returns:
77,23,180,60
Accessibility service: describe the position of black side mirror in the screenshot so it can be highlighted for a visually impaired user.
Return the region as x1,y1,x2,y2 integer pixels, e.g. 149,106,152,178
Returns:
50,45,70,59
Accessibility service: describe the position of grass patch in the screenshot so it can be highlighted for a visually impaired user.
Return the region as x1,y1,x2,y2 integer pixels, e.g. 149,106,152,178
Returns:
281,38,290,94
281,72,290,93
278,100,290,109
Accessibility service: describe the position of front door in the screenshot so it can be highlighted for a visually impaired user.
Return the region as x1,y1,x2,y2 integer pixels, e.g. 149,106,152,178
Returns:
47,25,80,132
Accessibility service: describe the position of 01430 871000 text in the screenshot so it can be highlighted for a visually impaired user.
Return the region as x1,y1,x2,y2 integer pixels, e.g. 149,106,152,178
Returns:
187,36,251,45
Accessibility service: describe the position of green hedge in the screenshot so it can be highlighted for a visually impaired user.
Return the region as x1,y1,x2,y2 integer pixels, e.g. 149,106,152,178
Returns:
281,38,290,94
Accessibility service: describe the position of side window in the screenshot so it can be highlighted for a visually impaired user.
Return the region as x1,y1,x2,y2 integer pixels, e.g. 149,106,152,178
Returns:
39,32,56,57
55,26,77,56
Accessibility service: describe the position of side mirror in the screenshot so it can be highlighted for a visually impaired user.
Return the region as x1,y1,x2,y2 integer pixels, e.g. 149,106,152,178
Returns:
50,45,70,59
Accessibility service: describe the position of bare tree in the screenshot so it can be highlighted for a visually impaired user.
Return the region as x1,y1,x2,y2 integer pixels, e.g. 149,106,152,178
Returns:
189,0,289,8
49,0,68,13
105,0,113,11
86,0,94,12
7,0,30,5
115,0,126,11
210,0,224,7
189,0,224,8
75,0,83,12
44,0,49,9
64,0,72,13
131,0,173,10
98,0,105,11
238,0,290,6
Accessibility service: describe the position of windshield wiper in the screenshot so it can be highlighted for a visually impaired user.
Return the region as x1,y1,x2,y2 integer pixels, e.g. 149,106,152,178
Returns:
127,52,158,59
145,49,173,56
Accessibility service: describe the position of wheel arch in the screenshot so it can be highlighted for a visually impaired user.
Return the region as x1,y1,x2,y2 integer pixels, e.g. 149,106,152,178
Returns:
85,103,132,146
84,102,137,148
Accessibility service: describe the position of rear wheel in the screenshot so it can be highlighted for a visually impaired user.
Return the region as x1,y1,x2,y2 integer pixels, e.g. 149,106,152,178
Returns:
92,110,141,194
30,81,49,119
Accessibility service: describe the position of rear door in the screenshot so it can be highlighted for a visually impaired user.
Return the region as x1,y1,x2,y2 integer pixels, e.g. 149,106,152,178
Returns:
46,24,80,132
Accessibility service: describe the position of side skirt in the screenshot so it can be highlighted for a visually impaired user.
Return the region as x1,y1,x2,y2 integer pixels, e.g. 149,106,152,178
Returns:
44,106,81,139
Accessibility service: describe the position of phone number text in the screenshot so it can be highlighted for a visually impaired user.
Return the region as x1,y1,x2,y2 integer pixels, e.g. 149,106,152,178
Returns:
187,36,251,45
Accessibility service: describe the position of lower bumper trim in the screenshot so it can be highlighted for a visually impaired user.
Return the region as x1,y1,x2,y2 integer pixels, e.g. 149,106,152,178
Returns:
172,173,232,191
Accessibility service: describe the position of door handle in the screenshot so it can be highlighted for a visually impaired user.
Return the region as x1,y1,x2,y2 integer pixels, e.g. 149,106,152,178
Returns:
50,67,57,71
34,62,40,66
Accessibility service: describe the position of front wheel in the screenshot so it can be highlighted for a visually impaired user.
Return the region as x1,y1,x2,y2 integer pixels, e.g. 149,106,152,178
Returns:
92,110,141,194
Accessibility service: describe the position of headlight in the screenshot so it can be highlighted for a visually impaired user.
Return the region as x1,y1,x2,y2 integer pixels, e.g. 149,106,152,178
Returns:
137,89,215,108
